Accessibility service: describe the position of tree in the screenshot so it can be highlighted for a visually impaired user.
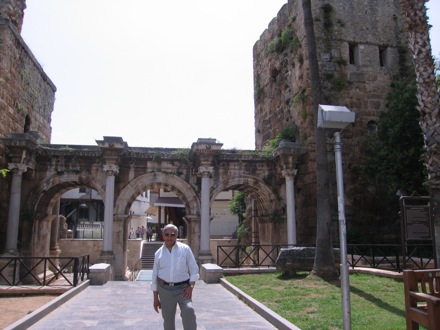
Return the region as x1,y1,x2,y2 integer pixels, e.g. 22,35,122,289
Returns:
302,0,338,277
229,191,248,243
399,0,440,265
0,169,9,177
362,78,427,195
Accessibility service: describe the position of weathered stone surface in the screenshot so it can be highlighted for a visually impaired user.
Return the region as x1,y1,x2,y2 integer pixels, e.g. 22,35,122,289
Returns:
253,0,409,243
276,247,340,273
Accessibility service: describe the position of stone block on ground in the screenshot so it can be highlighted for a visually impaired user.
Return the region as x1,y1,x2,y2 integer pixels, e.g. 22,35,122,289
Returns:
276,247,340,273
200,263,223,283
89,263,112,285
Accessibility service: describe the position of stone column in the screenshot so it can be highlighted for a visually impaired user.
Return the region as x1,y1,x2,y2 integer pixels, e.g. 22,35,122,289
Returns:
49,200,62,274
50,200,61,255
198,166,214,263
183,215,200,258
4,163,28,254
251,199,259,246
102,164,119,253
282,169,298,245
113,215,130,280
31,216,54,277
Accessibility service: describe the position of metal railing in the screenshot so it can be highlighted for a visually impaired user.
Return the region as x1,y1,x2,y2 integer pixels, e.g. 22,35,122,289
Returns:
217,243,436,272
217,244,305,268
0,255,89,287
347,243,435,271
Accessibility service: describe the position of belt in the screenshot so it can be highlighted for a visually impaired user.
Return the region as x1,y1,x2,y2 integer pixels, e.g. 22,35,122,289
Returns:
158,278,189,287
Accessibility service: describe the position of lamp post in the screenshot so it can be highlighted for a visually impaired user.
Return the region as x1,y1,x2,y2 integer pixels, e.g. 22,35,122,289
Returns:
317,104,355,330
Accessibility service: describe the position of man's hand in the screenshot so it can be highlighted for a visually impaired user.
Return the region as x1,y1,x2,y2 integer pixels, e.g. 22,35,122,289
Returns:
182,286,193,299
153,292,161,313
153,298,161,313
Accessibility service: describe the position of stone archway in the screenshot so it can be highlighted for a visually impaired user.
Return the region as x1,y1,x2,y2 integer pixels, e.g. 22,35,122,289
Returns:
1,135,303,280
23,172,105,259
114,172,201,269
212,174,285,245
115,172,200,216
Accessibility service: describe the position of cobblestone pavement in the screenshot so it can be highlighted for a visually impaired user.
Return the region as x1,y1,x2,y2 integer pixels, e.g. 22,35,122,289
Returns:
27,280,280,329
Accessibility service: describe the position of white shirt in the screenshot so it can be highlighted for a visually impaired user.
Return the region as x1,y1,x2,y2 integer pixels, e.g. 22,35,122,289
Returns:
151,241,199,291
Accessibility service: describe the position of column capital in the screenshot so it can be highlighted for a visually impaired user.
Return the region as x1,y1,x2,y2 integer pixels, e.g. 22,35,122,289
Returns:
103,164,119,175
8,163,28,175
282,169,297,179
198,166,213,177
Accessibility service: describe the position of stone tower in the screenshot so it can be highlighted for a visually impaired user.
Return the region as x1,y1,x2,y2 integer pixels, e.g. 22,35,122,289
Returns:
0,0,26,32
0,0,56,143
254,0,408,242
0,0,56,247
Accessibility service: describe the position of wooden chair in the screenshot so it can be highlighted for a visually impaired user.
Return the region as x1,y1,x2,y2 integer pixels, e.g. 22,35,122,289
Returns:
403,269,440,330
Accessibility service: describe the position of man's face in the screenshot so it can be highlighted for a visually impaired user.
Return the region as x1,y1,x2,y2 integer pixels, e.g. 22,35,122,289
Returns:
163,228,177,247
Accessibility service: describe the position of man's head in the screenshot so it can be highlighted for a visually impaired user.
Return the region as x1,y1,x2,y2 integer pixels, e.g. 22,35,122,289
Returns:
162,224,178,247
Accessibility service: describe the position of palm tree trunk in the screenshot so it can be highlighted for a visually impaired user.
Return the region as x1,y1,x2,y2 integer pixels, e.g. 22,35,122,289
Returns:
302,0,338,277
400,0,440,266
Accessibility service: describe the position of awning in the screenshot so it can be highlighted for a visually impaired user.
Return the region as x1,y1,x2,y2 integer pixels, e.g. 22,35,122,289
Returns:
154,197,185,208
145,205,158,215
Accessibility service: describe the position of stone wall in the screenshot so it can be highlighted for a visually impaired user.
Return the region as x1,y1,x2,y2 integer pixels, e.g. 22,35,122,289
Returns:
0,19,56,143
0,0,26,32
58,239,143,270
58,238,236,271
0,2,56,250
254,0,408,242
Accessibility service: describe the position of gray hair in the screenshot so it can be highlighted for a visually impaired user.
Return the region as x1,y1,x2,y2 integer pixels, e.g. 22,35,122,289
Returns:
162,224,178,234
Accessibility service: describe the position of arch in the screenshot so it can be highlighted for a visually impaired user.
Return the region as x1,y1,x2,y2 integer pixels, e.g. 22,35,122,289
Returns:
25,172,105,218
115,172,200,216
212,174,283,217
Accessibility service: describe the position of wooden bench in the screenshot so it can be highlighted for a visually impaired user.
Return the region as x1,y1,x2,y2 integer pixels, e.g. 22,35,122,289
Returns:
403,269,440,330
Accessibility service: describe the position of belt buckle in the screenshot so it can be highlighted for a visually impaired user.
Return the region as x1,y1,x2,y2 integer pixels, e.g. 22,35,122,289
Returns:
169,283,175,287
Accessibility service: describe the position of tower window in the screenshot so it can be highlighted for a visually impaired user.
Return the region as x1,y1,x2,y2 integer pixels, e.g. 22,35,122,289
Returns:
349,43,359,65
367,121,378,133
24,115,30,133
379,47,387,67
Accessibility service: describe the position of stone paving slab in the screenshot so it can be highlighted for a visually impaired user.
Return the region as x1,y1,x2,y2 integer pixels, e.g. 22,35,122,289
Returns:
28,280,280,329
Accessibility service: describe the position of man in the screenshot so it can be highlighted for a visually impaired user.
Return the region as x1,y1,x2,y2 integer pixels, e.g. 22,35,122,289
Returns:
151,224,199,330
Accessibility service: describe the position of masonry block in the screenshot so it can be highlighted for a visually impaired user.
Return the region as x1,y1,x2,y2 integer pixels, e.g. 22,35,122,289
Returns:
89,263,112,285
200,263,223,284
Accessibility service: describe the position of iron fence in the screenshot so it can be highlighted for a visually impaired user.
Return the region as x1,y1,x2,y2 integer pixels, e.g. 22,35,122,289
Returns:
217,244,310,268
0,255,89,287
347,243,435,271
217,243,436,272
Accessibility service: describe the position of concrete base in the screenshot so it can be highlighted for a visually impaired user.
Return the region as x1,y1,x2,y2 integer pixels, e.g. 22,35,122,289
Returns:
200,263,223,283
89,263,112,285
96,251,115,280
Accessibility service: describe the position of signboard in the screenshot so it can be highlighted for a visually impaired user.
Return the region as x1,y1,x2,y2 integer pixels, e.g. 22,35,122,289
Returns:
400,196,433,241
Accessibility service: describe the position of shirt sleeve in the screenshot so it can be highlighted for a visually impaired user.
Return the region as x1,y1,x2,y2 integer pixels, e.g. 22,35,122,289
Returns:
151,249,160,291
186,245,200,283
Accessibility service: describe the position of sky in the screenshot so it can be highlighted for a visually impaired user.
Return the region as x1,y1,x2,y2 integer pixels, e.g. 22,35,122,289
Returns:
21,1,440,150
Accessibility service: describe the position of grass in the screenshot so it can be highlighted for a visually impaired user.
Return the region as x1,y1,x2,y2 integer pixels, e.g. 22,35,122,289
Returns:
225,272,414,330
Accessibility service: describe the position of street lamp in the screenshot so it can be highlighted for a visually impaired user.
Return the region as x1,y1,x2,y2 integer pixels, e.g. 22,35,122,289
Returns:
318,104,356,330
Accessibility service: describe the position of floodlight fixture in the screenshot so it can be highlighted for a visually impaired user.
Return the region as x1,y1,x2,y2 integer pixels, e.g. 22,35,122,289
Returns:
317,104,355,129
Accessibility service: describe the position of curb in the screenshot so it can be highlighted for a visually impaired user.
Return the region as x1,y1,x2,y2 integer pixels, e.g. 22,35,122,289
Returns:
220,278,301,330
4,280,90,330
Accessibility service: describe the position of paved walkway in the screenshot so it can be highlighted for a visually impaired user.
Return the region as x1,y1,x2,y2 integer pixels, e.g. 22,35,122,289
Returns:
7,270,297,329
